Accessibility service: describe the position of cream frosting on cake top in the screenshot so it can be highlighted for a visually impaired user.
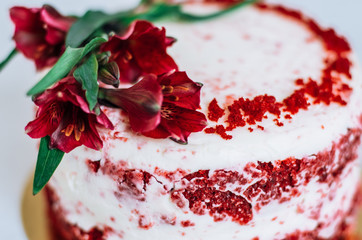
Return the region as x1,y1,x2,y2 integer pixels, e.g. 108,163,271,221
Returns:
85,4,362,172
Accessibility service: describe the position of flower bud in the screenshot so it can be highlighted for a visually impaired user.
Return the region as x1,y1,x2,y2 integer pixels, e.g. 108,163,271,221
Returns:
98,62,120,88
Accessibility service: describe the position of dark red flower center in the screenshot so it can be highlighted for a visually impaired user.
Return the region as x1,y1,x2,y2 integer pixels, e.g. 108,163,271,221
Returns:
160,105,176,120
60,106,87,142
61,120,85,141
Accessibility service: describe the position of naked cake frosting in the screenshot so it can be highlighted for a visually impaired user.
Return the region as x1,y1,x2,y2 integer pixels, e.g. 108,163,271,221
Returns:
4,1,361,239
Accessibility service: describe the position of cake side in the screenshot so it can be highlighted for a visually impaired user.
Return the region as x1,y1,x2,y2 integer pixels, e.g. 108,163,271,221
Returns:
47,126,361,239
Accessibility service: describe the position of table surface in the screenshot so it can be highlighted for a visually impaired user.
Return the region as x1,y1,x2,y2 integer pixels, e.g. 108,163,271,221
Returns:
0,0,361,239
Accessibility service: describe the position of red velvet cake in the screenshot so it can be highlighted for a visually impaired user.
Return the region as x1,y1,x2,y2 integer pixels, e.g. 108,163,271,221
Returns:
18,1,362,240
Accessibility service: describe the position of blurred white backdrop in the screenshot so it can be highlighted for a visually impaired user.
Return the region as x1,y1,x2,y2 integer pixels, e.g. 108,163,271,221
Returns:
0,0,361,239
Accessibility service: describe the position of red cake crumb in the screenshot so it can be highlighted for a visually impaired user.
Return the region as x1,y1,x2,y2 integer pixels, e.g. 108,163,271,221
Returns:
172,127,361,220
273,119,284,127
205,3,353,140
324,57,352,79
208,98,225,122
283,90,309,114
181,220,195,227
101,163,160,201
138,215,154,229
244,159,302,206
229,95,282,126
256,4,351,53
285,114,292,119
161,215,176,225
183,169,210,181
295,78,304,86
225,95,282,129
171,171,253,224
86,159,101,173
180,187,253,224
154,167,188,182
205,125,232,140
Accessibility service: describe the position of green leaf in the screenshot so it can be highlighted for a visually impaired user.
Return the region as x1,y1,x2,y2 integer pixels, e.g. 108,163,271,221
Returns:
73,53,99,111
33,136,65,195
66,10,110,48
27,47,82,96
0,48,17,72
27,37,107,96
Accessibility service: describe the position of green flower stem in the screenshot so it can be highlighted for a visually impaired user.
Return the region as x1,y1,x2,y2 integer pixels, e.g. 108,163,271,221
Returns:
66,0,257,49
0,48,17,72
97,87,107,101
176,0,258,21
116,0,258,24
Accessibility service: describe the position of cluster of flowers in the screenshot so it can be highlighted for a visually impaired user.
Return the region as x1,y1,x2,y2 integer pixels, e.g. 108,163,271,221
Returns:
10,5,207,153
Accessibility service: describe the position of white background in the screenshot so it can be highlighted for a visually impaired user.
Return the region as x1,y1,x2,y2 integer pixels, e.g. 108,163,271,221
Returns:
0,0,361,239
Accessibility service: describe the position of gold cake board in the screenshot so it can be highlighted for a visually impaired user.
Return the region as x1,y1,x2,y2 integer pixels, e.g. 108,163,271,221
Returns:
22,178,362,240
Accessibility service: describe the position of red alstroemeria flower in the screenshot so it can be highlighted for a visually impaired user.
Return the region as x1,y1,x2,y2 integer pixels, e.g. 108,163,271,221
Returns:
143,102,207,144
98,74,163,133
25,77,114,153
143,71,207,143
10,5,75,70
98,71,207,143
158,71,202,109
100,20,178,83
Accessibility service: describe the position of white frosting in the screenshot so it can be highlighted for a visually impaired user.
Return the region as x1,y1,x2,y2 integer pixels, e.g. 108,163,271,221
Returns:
94,8,362,171
49,4,362,239
94,5,362,172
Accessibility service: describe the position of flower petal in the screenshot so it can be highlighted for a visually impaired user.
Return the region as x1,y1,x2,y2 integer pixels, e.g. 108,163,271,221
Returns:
141,122,170,139
44,26,66,45
10,5,72,70
99,74,163,132
50,126,82,153
130,23,178,76
143,103,207,143
13,30,45,53
95,111,114,130
25,102,63,139
80,115,104,151
33,77,90,112
40,5,74,32
27,77,113,153
101,35,142,83
159,71,202,109
10,6,41,31
101,20,178,83
49,106,103,153
173,107,208,133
